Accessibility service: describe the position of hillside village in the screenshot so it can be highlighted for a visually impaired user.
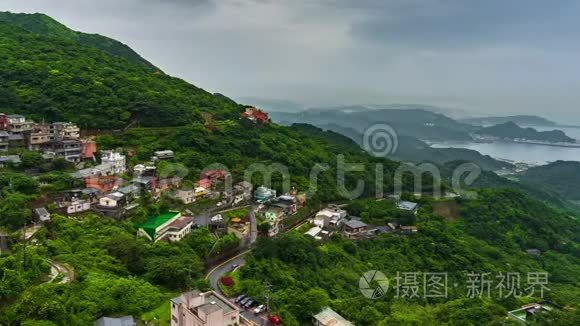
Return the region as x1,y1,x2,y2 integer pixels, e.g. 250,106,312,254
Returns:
0,106,562,326
1,9,579,326
0,110,428,325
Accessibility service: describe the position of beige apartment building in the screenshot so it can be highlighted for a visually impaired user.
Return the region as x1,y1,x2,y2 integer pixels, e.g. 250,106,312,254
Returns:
170,291,240,326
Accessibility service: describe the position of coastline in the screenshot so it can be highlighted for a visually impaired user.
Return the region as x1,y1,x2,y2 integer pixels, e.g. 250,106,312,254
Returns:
498,139,580,148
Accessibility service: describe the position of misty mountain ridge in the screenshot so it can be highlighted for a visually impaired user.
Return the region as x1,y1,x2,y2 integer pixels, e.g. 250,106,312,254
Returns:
476,122,576,143
269,106,475,142
462,115,558,127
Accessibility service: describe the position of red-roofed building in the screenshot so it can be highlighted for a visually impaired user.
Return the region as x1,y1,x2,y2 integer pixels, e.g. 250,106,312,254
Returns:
85,175,122,193
201,169,227,180
197,169,227,189
197,178,212,189
241,107,269,124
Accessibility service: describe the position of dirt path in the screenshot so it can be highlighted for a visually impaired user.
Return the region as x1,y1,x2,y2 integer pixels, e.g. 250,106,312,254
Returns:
47,259,74,284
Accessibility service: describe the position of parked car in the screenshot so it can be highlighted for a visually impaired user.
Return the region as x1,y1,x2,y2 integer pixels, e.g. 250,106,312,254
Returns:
235,295,246,303
240,297,252,306
231,264,240,270
244,299,255,308
254,304,265,314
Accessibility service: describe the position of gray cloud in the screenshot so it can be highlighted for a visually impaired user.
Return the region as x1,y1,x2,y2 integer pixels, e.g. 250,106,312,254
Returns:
348,0,580,48
1,0,579,123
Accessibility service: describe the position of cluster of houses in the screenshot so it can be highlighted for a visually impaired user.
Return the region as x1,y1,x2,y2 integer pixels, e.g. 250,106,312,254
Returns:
254,186,306,236
30,143,255,242
305,198,420,241
0,113,96,162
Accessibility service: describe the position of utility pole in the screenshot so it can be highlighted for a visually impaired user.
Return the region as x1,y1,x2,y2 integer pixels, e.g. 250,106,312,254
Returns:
10,177,27,271
22,208,27,270
263,281,272,323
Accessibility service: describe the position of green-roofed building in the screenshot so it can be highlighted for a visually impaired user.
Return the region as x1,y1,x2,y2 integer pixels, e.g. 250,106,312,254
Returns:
137,211,192,242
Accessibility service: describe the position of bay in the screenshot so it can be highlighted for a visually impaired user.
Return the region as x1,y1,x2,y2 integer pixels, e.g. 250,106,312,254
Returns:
430,141,580,165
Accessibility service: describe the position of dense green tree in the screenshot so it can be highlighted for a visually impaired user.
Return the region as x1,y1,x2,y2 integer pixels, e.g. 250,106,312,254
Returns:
20,151,44,169
0,192,34,230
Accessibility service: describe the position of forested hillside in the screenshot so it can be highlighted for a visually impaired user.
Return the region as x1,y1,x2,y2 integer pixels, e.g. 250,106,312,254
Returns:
233,189,580,325
0,11,155,69
519,161,580,200
0,16,243,129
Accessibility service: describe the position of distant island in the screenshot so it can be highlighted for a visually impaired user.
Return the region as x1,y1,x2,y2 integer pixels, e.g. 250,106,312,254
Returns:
462,115,557,127
475,122,577,144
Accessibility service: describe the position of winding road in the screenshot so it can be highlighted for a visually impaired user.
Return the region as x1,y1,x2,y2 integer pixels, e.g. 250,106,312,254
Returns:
204,205,314,325
47,259,74,284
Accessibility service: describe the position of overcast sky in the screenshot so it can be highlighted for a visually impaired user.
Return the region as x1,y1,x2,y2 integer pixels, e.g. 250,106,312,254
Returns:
2,0,580,123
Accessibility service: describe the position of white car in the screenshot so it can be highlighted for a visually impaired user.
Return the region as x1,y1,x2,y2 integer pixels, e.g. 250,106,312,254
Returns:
253,304,265,314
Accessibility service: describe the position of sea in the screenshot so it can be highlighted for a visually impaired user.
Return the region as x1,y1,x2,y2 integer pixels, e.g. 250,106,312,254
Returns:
430,126,580,165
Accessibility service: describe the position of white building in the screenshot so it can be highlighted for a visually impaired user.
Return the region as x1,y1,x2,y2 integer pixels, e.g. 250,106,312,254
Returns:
210,214,224,224
63,199,91,215
304,226,323,240
175,189,196,204
137,212,193,243
152,150,174,161
313,206,347,229
34,207,51,223
133,164,156,177
99,192,125,208
101,150,126,175
164,215,194,242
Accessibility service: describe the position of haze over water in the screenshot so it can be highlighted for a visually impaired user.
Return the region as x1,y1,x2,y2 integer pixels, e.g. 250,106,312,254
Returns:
431,126,580,165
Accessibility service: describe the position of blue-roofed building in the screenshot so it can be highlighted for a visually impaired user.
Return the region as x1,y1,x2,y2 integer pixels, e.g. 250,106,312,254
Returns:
397,201,419,215
95,316,135,326
254,185,276,203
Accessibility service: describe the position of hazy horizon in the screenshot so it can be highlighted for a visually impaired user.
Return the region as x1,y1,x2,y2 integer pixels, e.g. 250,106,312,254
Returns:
2,0,579,124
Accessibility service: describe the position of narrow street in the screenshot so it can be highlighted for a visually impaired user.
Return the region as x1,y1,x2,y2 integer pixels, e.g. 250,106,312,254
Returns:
204,204,318,326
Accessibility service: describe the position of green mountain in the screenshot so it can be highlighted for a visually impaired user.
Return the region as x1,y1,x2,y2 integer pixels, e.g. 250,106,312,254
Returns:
0,11,155,69
0,15,242,129
519,161,580,200
462,115,557,127
476,122,575,143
